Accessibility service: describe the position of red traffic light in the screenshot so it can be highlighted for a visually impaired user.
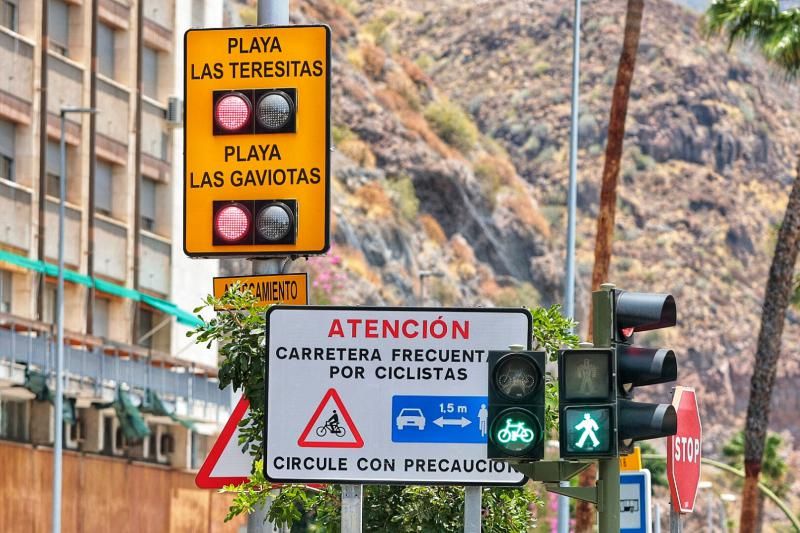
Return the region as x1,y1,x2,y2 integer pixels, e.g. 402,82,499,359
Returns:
211,200,297,246
213,202,251,243
214,92,252,133
212,89,297,135
615,291,676,342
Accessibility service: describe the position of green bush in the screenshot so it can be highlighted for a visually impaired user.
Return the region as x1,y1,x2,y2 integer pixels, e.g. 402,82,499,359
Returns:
387,175,419,220
424,99,479,153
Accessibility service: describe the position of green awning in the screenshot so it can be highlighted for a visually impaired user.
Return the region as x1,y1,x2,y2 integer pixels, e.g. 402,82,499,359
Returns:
23,369,76,424
114,388,151,441
0,248,202,328
94,278,141,301
141,388,195,430
0,249,46,272
42,263,93,287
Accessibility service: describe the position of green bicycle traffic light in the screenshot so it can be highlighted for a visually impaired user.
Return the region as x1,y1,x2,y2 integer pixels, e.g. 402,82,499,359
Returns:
487,350,545,461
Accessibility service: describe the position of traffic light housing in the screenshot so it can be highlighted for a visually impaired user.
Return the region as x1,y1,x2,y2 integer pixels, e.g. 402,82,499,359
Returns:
613,290,678,454
487,350,545,461
212,89,297,135
212,200,297,246
558,348,617,458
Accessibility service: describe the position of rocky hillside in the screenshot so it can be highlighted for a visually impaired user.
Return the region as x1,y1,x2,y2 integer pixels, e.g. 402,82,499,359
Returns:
226,0,800,511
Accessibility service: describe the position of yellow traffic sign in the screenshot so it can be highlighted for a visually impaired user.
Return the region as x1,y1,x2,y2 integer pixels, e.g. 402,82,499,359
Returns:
619,446,643,471
184,25,331,257
213,273,308,308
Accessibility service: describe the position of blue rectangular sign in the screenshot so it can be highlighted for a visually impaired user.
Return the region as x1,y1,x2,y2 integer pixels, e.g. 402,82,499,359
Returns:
391,395,488,444
620,470,652,533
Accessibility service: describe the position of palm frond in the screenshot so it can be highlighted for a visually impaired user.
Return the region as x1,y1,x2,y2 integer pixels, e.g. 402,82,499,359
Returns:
704,0,800,76
762,10,800,76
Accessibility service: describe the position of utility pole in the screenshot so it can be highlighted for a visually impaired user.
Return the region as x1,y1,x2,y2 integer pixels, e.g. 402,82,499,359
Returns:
560,0,582,530
53,106,95,533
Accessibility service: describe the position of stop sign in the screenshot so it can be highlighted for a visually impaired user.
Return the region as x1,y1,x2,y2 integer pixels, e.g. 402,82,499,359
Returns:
667,386,702,513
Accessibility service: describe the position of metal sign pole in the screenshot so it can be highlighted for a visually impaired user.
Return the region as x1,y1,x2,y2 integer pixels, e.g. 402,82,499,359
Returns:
248,0,290,519
341,484,363,533
464,486,482,532
669,503,682,533
654,502,661,533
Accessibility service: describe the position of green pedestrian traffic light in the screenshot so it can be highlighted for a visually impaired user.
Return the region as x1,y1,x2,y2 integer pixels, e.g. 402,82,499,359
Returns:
487,350,545,461
558,348,617,458
563,408,612,454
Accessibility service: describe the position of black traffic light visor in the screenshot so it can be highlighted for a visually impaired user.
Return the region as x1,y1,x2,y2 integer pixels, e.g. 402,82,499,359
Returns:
617,345,677,387
617,400,677,441
615,292,676,333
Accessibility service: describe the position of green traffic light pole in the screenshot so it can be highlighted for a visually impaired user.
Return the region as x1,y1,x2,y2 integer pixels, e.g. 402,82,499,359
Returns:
592,283,621,533
512,284,621,532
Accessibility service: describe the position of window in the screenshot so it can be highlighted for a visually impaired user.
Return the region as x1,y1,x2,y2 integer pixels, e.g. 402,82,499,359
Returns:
140,176,156,232
137,307,169,351
0,119,14,182
95,160,113,216
97,22,115,78
0,397,28,441
191,431,205,469
161,131,170,161
142,46,158,99
102,415,113,453
48,0,70,56
92,297,109,338
46,140,63,198
43,284,57,325
0,0,16,34
137,307,153,348
0,270,11,313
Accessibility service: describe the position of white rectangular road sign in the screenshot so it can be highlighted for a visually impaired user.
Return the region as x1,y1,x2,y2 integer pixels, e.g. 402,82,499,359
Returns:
265,306,531,485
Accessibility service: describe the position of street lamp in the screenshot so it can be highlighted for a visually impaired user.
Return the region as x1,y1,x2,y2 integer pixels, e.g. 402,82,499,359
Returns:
417,270,444,305
53,106,96,533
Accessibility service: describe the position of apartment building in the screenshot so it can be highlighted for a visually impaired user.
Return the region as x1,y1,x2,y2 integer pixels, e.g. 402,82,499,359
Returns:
0,1,239,530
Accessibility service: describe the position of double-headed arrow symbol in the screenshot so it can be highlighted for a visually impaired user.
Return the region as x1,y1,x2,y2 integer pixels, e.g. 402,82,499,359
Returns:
433,416,472,428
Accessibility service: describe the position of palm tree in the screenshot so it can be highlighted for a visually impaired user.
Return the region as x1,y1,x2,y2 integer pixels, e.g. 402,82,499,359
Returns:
703,2,800,531
578,1,645,530
588,0,645,330
722,431,790,532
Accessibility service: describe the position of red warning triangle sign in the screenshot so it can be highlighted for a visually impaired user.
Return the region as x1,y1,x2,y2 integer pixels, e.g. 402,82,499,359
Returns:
195,396,251,488
298,388,364,448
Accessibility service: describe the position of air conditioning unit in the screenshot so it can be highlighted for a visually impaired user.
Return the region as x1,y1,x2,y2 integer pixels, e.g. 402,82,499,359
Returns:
65,418,84,450
167,96,183,126
112,418,125,456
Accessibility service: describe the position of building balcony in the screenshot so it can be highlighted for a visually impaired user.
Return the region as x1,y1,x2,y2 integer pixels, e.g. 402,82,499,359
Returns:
44,198,81,268
0,312,228,420
0,179,32,252
47,53,84,114
0,27,34,104
139,232,170,295
94,215,128,281
97,78,130,146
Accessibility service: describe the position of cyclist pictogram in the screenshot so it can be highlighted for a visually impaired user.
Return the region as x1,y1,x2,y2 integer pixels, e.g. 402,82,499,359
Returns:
496,418,535,445
316,410,347,438
297,388,364,448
